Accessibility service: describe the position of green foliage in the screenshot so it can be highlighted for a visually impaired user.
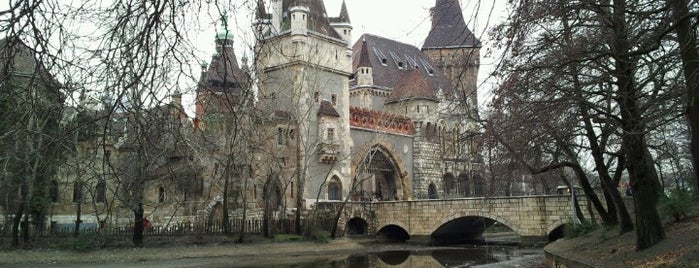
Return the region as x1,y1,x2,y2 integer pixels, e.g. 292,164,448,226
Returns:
659,188,696,223
564,221,598,238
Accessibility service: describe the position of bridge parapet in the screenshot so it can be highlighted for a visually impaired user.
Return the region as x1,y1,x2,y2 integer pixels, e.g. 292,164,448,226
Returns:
319,195,593,244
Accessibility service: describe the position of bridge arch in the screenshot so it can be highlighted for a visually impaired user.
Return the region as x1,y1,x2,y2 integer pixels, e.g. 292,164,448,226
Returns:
377,224,410,243
346,217,369,235
351,141,409,201
429,211,521,241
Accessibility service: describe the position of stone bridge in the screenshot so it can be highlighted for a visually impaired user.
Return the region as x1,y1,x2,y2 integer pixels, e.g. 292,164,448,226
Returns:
319,195,591,245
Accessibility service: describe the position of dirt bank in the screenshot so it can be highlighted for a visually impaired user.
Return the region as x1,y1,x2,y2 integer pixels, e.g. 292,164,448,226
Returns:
545,211,699,267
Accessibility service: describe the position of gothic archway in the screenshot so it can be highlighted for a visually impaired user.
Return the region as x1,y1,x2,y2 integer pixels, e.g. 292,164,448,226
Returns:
428,183,438,199
443,173,455,196
353,144,408,201
458,173,470,197
328,175,342,200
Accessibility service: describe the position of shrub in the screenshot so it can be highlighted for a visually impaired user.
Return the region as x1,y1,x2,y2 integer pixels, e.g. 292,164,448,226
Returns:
659,188,696,223
564,221,597,238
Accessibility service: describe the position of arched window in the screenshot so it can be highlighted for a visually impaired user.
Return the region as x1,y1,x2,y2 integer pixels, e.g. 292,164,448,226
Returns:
72,181,83,203
443,173,455,195
95,180,106,203
428,183,438,199
328,176,342,200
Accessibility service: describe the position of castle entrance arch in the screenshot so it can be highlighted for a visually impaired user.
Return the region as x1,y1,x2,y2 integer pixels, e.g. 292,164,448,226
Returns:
353,144,408,201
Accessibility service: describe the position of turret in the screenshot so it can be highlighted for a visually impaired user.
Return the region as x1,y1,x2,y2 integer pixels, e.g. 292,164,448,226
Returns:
330,0,352,46
215,11,234,50
289,5,309,36
356,39,373,86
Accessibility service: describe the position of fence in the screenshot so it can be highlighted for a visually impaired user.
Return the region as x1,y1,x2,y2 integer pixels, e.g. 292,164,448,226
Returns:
1,217,337,238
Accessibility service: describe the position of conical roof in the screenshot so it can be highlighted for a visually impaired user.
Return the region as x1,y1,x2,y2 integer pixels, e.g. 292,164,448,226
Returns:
357,39,371,68
422,0,480,49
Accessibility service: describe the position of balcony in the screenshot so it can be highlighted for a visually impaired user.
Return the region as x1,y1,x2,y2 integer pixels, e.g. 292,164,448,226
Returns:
318,142,340,163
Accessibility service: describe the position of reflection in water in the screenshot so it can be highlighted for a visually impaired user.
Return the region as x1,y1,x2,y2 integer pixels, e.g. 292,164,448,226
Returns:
324,246,539,268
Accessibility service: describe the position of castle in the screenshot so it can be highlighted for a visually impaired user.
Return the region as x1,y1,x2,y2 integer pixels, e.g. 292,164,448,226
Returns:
19,0,483,230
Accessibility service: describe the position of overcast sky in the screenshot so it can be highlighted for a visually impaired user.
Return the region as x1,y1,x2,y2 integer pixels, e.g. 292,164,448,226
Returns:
0,0,507,109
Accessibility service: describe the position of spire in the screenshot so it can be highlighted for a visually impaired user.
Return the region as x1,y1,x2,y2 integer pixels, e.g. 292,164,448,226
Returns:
422,0,480,49
338,0,350,23
216,10,233,41
357,39,371,68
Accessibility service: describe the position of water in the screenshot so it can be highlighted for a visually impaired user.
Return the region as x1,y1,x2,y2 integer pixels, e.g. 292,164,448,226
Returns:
10,245,542,268
251,246,543,268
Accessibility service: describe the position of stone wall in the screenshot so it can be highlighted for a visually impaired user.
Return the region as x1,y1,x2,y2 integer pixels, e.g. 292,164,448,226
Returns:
339,195,594,242
412,141,443,198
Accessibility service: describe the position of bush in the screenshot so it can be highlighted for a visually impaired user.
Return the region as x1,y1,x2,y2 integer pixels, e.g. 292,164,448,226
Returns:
564,221,598,238
659,188,696,223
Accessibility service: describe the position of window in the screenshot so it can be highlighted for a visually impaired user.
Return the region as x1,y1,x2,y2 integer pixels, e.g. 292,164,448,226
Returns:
72,182,83,203
49,180,59,203
277,128,286,145
328,183,341,200
314,91,319,103
328,177,342,200
327,128,335,142
158,187,166,203
331,94,337,106
95,180,106,203
291,182,294,198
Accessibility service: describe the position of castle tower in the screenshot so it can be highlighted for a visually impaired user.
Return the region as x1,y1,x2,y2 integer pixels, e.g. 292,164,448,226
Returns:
255,0,353,205
194,12,250,131
422,0,483,196
422,0,480,118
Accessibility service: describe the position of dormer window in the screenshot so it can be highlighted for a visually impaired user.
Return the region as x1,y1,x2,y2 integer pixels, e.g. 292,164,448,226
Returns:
398,62,404,69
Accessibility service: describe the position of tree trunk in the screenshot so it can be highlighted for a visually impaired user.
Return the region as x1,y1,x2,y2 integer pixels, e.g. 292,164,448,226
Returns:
236,175,249,243
669,0,699,193
133,203,144,247
612,0,664,250
74,197,82,237
11,205,23,247
222,166,230,234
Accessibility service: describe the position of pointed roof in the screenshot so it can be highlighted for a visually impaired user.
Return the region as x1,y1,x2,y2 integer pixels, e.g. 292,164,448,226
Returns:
386,69,437,103
318,100,340,117
357,39,371,68
197,29,248,94
422,0,480,49
282,0,342,39
336,0,350,23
